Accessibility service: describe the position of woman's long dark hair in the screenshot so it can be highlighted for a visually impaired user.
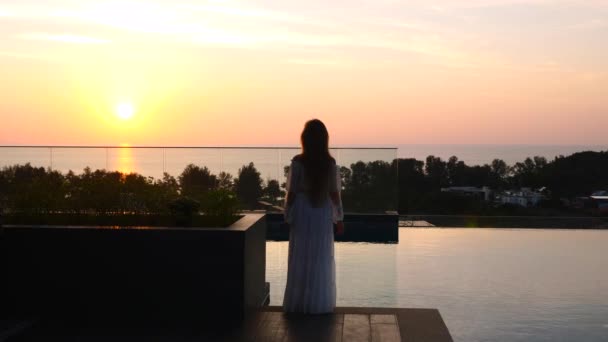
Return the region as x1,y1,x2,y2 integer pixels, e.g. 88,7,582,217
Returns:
295,119,335,206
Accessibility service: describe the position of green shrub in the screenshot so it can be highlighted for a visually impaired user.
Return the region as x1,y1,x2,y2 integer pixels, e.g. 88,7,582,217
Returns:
168,196,201,226
203,189,239,219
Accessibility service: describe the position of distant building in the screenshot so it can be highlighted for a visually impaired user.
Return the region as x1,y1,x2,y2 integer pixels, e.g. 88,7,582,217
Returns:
441,186,493,201
571,196,588,209
495,187,545,207
590,192,608,215
440,186,550,207
570,191,608,214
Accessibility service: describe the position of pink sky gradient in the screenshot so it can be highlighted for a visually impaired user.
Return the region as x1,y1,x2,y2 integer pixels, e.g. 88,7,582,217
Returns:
0,0,607,146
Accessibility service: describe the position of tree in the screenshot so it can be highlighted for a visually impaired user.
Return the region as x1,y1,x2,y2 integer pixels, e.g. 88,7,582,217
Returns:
67,167,123,214
511,156,547,188
446,156,467,186
463,165,492,187
263,179,283,205
489,159,508,189
203,189,239,219
217,171,234,190
342,160,396,212
339,166,352,190
539,151,608,198
178,164,218,202
425,155,448,189
397,158,425,213
1,164,69,214
121,173,155,213
152,173,180,213
0,168,7,209
234,162,263,209
280,165,291,191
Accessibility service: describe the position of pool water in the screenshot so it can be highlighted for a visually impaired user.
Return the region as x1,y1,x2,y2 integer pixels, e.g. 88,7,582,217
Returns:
266,228,608,341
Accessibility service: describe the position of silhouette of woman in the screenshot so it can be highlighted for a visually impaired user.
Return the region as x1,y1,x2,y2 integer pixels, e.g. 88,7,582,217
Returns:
283,119,344,314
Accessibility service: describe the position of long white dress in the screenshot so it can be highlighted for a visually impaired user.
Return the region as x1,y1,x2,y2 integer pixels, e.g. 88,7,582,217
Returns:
283,159,343,314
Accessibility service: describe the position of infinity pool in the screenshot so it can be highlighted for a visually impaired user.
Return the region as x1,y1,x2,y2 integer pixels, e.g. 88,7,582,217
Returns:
266,228,608,341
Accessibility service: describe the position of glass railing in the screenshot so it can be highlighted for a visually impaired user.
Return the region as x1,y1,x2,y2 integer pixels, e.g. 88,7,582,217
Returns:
0,146,398,213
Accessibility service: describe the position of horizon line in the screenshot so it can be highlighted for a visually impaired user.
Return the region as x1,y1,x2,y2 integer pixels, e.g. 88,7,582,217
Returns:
0,145,398,150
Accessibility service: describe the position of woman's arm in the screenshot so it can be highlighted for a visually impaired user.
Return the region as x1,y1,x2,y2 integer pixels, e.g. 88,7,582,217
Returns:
285,191,296,207
329,191,343,220
330,191,344,235
284,161,298,223
330,163,344,235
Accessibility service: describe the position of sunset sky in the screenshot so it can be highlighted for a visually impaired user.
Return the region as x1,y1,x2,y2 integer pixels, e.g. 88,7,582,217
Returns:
1,0,607,146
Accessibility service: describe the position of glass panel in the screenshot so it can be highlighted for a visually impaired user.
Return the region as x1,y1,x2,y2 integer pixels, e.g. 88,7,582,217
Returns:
51,148,107,174
0,146,398,213
337,148,398,213
104,147,163,177
163,148,223,179
221,148,280,182
0,147,52,169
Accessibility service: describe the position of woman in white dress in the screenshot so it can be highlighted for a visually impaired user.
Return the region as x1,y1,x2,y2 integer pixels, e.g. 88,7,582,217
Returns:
283,119,344,314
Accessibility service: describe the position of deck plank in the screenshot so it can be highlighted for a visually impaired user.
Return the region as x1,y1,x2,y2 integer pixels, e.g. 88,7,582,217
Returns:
371,315,397,324
230,311,269,341
371,323,401,342
343,314,370,342
282,315,342,342
255,312,288,342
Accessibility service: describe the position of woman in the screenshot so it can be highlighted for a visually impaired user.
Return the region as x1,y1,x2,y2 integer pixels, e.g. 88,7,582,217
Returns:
283,119,344,314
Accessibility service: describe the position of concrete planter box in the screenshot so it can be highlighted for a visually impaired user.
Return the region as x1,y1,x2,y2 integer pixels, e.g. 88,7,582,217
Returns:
1,213,267,324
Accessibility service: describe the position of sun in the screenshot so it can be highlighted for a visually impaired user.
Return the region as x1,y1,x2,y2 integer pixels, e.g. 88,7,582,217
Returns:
116,102,135,120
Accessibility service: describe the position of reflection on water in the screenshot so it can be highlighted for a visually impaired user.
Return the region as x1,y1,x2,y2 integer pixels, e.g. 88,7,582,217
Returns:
115,147,134,175
266,241,398,307
266,228,608,342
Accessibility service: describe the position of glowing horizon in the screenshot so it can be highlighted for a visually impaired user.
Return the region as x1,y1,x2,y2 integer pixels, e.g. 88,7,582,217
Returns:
0,0,607,146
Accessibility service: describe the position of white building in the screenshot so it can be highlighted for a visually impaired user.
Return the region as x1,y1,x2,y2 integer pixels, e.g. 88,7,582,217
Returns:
497,188,545,207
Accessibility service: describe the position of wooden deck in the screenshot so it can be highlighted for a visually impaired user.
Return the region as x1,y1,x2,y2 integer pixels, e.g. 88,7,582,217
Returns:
243,306,453,342
4,307,452,341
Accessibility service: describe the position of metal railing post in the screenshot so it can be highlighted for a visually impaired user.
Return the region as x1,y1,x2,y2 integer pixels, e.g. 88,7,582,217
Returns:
162,148,166,175
277,149,281,181
220,148,224,174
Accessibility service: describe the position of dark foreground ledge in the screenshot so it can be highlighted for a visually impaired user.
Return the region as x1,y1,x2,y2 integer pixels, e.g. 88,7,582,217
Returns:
4,306,453,342
0,214,268,323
